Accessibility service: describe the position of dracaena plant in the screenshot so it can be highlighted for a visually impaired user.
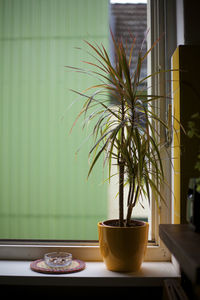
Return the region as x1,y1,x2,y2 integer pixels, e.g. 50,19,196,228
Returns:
67,32,170,227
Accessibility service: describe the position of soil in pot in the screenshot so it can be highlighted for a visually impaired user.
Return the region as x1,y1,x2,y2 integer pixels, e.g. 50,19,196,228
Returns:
102,219,144,227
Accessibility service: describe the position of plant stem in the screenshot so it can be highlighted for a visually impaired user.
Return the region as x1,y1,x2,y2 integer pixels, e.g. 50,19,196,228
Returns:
125,99,135,226
126,185,140,225
119,162,124,226
126,203,133,226
119,96,125,227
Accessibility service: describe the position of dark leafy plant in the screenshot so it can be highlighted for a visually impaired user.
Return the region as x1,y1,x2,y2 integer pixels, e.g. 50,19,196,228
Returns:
67,32,172,227
187,112,200,192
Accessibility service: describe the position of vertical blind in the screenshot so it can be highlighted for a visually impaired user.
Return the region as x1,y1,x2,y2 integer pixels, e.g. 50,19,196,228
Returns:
0,0,109,240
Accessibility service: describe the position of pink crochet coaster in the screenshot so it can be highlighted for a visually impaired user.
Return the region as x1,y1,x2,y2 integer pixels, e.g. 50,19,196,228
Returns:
30,259,86,274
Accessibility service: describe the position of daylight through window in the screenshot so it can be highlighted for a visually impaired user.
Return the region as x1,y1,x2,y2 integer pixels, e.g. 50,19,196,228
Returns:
0,0,152,241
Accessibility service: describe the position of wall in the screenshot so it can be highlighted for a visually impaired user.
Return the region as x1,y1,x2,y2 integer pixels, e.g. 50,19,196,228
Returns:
182,0,200,45
110,3,147,85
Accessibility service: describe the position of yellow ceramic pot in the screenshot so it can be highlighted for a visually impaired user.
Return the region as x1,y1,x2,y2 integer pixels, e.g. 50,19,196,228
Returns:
98,219,149,272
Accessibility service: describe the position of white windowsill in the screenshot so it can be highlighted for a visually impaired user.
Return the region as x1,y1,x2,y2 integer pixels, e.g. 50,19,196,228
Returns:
0,260,180,287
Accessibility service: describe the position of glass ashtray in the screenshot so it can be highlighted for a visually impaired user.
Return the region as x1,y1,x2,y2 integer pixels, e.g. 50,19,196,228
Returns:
44,252,72,268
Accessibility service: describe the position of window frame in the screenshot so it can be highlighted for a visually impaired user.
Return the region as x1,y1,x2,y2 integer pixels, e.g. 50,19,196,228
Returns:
0,0,177,262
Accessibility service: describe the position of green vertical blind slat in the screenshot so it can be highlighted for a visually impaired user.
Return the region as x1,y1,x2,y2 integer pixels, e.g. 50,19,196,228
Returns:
0,0,109,239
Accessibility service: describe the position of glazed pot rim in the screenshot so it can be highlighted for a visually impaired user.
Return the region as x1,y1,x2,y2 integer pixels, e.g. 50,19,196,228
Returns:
98,219,148,228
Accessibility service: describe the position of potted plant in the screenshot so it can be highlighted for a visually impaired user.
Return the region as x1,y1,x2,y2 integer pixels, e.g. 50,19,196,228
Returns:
67,32,171,272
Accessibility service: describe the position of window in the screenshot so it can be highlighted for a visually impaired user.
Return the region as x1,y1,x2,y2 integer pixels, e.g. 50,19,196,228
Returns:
0,0,177,261
0,0,109,241
109,0,150,227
